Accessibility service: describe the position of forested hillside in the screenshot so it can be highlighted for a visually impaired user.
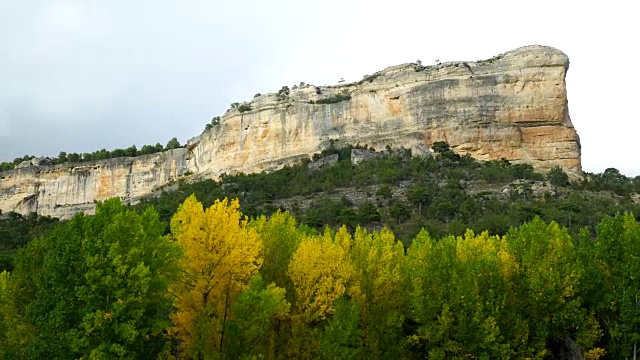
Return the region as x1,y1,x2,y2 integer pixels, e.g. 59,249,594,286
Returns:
135,143,640,242
2,144,640,358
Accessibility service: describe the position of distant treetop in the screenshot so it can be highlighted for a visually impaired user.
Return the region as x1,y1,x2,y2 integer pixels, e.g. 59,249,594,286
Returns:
0,138,185,171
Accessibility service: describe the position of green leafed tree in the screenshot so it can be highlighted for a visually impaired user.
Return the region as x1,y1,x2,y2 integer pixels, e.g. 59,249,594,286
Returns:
68,152,81,163
389,202,410,225
405,220,603,359
357,200,381,224
124,145,138,157
250,210,303,302
110,148,125,158
580,213,640,359
430,141,450,154
3,199,180,359
0,270,10,357
320,297,361,360
165,137,181,150
57,151,67,164
222,275,290,359
548,166,569,187
348,227,406,358
406,183,431,217
503,217,602,358
139,144,156,155
405,229,508,358
376,185,392,199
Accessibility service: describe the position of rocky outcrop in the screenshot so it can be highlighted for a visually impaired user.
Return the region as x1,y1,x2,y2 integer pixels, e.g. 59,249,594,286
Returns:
0,45,581,218
351,149,384,165
308,154,339,170
411,144,434,158
15,157,54,169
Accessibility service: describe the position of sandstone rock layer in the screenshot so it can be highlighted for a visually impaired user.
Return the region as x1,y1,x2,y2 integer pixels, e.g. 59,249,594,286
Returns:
0,45,581,218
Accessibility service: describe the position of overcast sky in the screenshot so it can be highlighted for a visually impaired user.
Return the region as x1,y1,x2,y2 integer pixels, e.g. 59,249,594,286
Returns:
0,1,637,175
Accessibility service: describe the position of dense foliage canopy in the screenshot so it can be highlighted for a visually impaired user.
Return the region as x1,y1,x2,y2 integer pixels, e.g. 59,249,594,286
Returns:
1,200,180,359
3,196,640,358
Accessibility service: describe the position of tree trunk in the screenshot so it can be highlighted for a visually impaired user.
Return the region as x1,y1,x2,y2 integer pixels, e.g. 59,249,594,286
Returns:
219,286,231,355
635,292,639,360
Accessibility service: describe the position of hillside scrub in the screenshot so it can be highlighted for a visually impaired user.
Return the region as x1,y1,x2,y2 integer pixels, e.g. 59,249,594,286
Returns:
134,144,640,242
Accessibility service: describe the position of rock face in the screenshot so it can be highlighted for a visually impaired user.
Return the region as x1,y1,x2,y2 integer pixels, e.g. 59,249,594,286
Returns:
0,45,581,218
0,149,188,218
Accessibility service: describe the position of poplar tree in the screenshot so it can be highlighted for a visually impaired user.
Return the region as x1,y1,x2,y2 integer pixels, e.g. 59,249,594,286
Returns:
169,195,262,358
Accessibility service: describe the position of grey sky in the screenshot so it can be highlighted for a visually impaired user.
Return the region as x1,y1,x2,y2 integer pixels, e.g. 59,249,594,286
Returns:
0,1,637,175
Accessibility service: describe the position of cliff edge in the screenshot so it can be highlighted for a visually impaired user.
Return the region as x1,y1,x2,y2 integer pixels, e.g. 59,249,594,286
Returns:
0,45,581,218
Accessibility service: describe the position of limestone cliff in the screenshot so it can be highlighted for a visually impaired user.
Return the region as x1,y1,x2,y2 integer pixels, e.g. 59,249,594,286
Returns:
0,149,188,218
0,45,581,218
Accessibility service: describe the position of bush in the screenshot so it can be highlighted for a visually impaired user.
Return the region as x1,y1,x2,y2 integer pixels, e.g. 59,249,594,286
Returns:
0,162,14,172
238,103,252,113
431,141,451,154
277,86,290,100
548,166,569,187
360,73,381,83
313,93,351,105
376,185,393,199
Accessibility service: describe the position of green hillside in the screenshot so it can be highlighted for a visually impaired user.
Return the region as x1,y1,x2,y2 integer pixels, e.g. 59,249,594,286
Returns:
135,142,640,242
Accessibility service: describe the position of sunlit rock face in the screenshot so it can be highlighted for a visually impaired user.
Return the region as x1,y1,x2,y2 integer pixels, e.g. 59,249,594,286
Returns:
0,149,188,218
0,45,581,218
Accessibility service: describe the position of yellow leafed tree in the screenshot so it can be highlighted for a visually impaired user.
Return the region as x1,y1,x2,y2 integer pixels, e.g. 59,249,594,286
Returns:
170,195,262,358
287,229,352,357
348,226,405,358
288,230,352,322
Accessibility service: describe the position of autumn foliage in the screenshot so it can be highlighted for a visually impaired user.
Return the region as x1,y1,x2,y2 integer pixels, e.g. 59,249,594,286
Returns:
5,195,640,359
169,195,262,357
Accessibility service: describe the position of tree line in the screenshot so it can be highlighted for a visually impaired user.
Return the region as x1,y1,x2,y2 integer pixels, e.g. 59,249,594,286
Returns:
1,195,640,359
0,137,183,172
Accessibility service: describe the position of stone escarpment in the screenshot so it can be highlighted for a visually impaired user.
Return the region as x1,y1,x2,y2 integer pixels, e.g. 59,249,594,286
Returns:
0,150,188,218
0,45,581,218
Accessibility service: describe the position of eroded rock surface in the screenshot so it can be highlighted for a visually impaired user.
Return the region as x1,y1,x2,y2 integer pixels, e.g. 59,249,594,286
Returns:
0,149,187,218
0,45,581,218
308,154,339,170
351,149,384,165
